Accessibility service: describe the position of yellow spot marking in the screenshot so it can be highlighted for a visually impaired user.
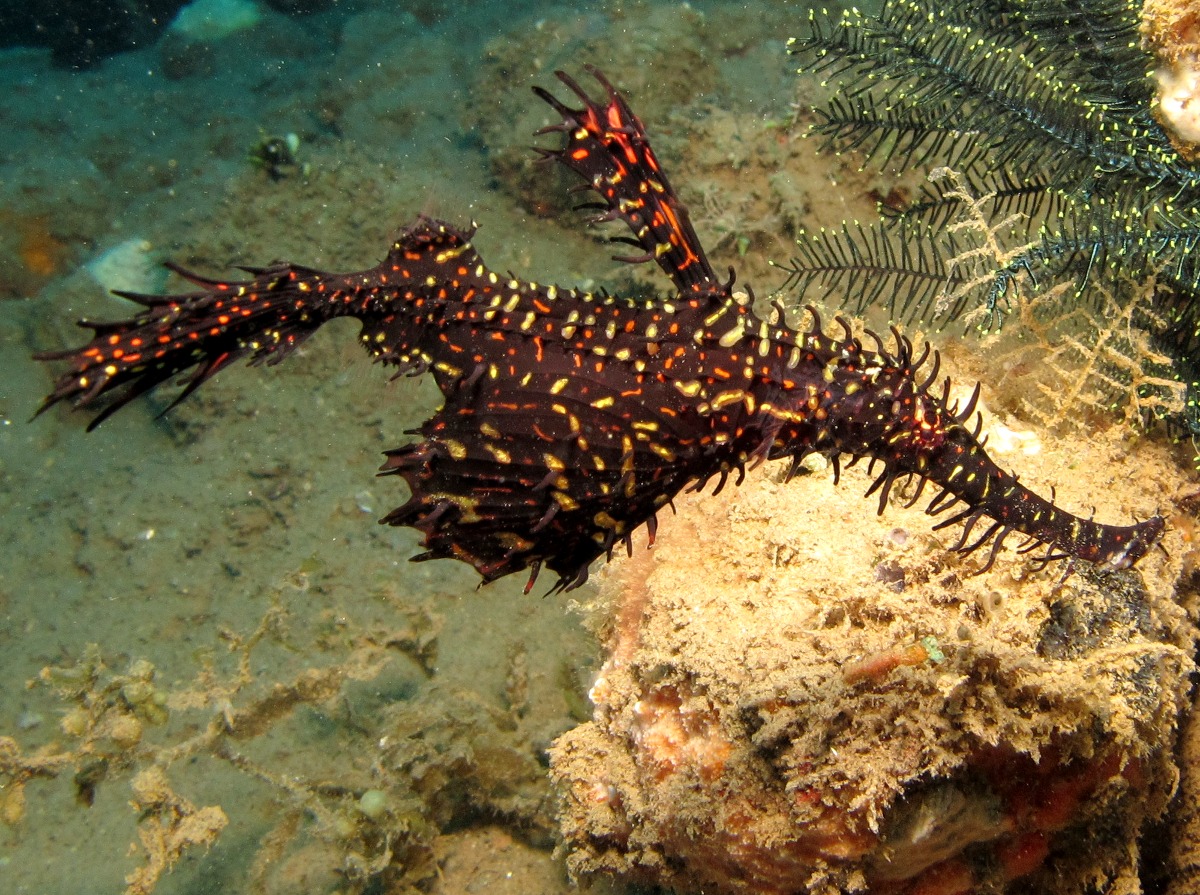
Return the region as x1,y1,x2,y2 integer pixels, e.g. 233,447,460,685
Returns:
485,444,512,464
594,511,619,529
718,320,745,348
704,305,729,326
711,389,746,410
435,243,470,263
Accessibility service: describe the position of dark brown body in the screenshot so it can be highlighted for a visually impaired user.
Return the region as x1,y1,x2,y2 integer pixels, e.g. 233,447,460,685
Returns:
34,68,1163,590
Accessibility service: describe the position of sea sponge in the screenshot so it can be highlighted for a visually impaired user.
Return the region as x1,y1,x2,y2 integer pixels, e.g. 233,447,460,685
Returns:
551,413,1195,895
168,0,264,43
1143,0,1200,159
84,238,168,299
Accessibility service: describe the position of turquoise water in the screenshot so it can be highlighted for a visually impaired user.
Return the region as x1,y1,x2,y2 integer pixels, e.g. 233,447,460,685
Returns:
0,2,815,892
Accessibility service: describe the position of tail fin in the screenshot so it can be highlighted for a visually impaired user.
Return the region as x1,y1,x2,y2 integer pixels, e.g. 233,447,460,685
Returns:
924,425,1164,571
34,218,492,429
34,260,354,430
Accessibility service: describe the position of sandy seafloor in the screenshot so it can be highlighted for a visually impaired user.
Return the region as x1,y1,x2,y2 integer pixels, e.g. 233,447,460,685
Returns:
0,1,1196,894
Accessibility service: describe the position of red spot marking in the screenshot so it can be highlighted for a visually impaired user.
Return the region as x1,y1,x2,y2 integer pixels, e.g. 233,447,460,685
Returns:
112,349,124,358
490,332,505,341
571,148,590,161
108,335,120,345
533,337,544,363
217,315,231,325
533,299,550,314
124,353,141,363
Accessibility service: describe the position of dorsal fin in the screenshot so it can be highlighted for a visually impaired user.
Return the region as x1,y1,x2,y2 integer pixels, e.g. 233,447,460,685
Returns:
533,65,723,296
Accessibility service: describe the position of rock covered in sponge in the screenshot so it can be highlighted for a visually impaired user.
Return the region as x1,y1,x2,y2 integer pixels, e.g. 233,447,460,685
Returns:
550,423,1194,895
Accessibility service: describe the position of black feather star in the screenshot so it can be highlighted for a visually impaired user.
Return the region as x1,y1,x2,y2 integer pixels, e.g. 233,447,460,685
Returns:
781,0,1200,428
